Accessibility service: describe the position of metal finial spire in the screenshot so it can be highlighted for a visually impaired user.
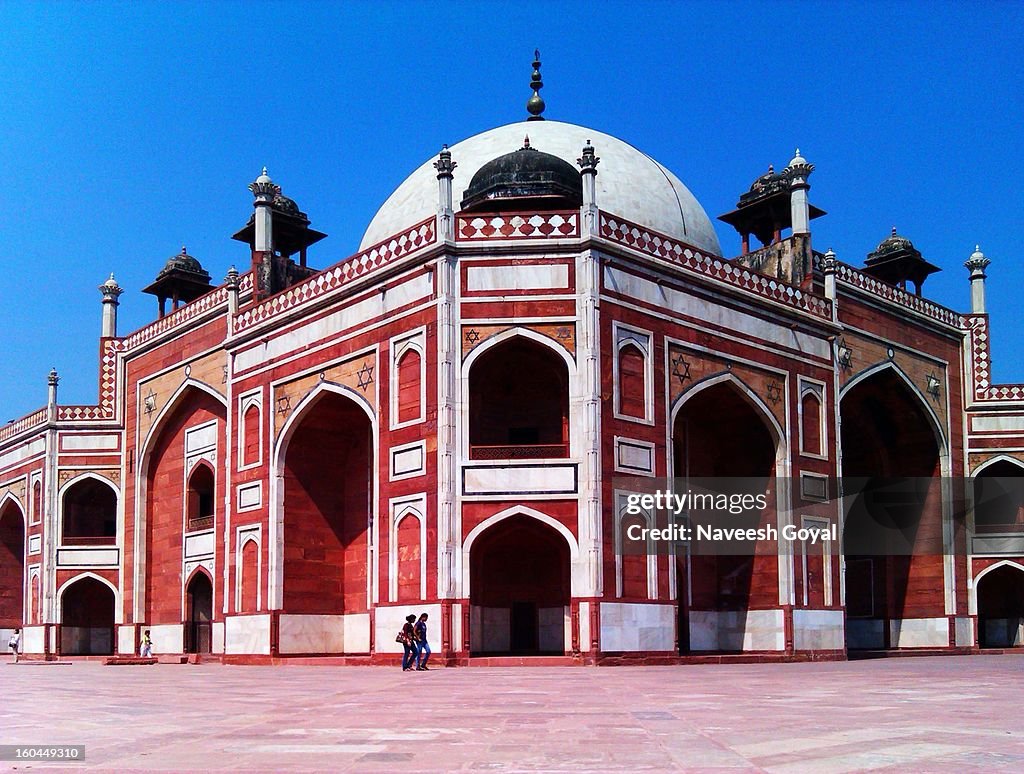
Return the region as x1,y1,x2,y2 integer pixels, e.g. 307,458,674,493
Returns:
526,49,545,121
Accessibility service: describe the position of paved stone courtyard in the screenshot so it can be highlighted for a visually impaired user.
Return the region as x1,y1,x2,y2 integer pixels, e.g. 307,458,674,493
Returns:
3,655,1023,772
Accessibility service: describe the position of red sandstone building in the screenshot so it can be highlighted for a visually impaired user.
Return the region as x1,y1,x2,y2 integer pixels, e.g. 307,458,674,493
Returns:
2,63,1022,664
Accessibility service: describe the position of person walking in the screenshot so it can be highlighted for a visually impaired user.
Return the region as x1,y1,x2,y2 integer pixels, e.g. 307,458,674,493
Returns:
8,628,20,663
400,614,417,672
140,629,153,658
414,613,431,670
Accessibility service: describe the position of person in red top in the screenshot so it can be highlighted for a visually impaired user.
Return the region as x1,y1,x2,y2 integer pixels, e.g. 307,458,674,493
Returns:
400,615,417,671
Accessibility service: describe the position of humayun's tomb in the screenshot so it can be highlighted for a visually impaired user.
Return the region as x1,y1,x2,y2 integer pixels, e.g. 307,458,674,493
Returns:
1,55,1022,665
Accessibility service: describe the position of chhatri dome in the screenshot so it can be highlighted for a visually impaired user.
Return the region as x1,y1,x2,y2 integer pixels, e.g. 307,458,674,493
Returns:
360,54,722,255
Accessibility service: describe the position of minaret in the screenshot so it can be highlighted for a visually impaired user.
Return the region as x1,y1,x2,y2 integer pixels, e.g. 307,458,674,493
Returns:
526,49,545,121
250,168,278,301
434,145,457,241
577,140,600,235
47,368,59,423
225,265,240,317
786,148,814,236
965,245,991,314
98,273,123,338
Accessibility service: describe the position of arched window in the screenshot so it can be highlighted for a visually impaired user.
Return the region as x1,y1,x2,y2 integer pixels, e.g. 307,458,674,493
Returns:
801,390,823,456
240,539,259,613
32,480,42,524
242,404,260,467
469,337,569,459
618,343,647,420
62,478,117,544
187,463,215,531
396,349,422,424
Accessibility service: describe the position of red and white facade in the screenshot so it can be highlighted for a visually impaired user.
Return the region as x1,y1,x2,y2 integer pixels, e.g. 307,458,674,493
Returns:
1,117,1022,664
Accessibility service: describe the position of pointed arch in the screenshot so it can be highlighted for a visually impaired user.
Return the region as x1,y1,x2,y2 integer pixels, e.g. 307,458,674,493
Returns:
841,361,947,451
55,571,120,621
134,380,227,623
462,505,580,597
670,371,785,447
461,326,577,377
139,378,228,466
58,472,119,544
269,379,378,613
973,454,1024,476
0,491,26,522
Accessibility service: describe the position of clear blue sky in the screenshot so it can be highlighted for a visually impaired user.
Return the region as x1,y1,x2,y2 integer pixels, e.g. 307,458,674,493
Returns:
1,1,1021,419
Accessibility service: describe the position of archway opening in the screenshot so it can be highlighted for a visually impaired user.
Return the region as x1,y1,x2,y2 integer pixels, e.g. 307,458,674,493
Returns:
144,387,226,625
470,515,570,655
672,381,778,653
60,577,115,655
282,391,372,615
62,478,117,544
0,501,25,628
469,337,569,460
840,368,942,650
186,463,215,532
185,571,212,653
974,460,1024,533
977,565,1024,648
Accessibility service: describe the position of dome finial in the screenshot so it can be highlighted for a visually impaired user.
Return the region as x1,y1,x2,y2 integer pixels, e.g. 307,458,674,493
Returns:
526,49,545,121
891,225,897,237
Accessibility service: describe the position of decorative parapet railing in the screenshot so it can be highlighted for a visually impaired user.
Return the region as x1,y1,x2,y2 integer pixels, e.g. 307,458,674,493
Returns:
455,211,579,241
0,407,47,444
231,217,436,335
469,443,569,460
833,262,963,329
965,314,1024,402
599,212,833,321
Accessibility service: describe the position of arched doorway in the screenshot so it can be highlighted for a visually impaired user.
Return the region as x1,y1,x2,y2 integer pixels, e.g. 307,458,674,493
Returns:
840,367,944,650
185,571,212,653
0,500,25,629
469,515,571,655
62,477,117,544
977,565,1024,648
468,337,569,460
60,576,115,655
143,386,226,625
281,390,372,615
672,379,779,653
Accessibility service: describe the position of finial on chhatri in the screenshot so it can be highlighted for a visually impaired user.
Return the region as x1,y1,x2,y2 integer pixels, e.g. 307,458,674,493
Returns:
433,144,457,178
526,49,545,121
249,166,281,199
523,135,531,149
965,244,990,272
892,226,898,237
99,272,123,298
577,139,600,171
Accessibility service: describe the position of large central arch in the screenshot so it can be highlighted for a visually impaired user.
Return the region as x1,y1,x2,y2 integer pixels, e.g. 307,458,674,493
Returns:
670,373,786,653
840,363,947,650
274,383,375,616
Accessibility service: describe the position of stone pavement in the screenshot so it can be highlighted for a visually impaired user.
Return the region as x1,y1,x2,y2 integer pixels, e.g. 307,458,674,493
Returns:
2,655,1024,772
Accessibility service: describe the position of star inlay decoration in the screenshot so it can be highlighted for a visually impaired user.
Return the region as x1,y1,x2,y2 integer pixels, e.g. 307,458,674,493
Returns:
465,328,481,346
556,326,572,341
766,381,782,406
143,389,157,417
222,366,228,384
357,363,375,392
275,395,292,415
670,354,692,384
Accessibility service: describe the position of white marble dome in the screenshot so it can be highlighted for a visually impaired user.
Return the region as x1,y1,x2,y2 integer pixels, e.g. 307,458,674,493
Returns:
360,120,722,256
